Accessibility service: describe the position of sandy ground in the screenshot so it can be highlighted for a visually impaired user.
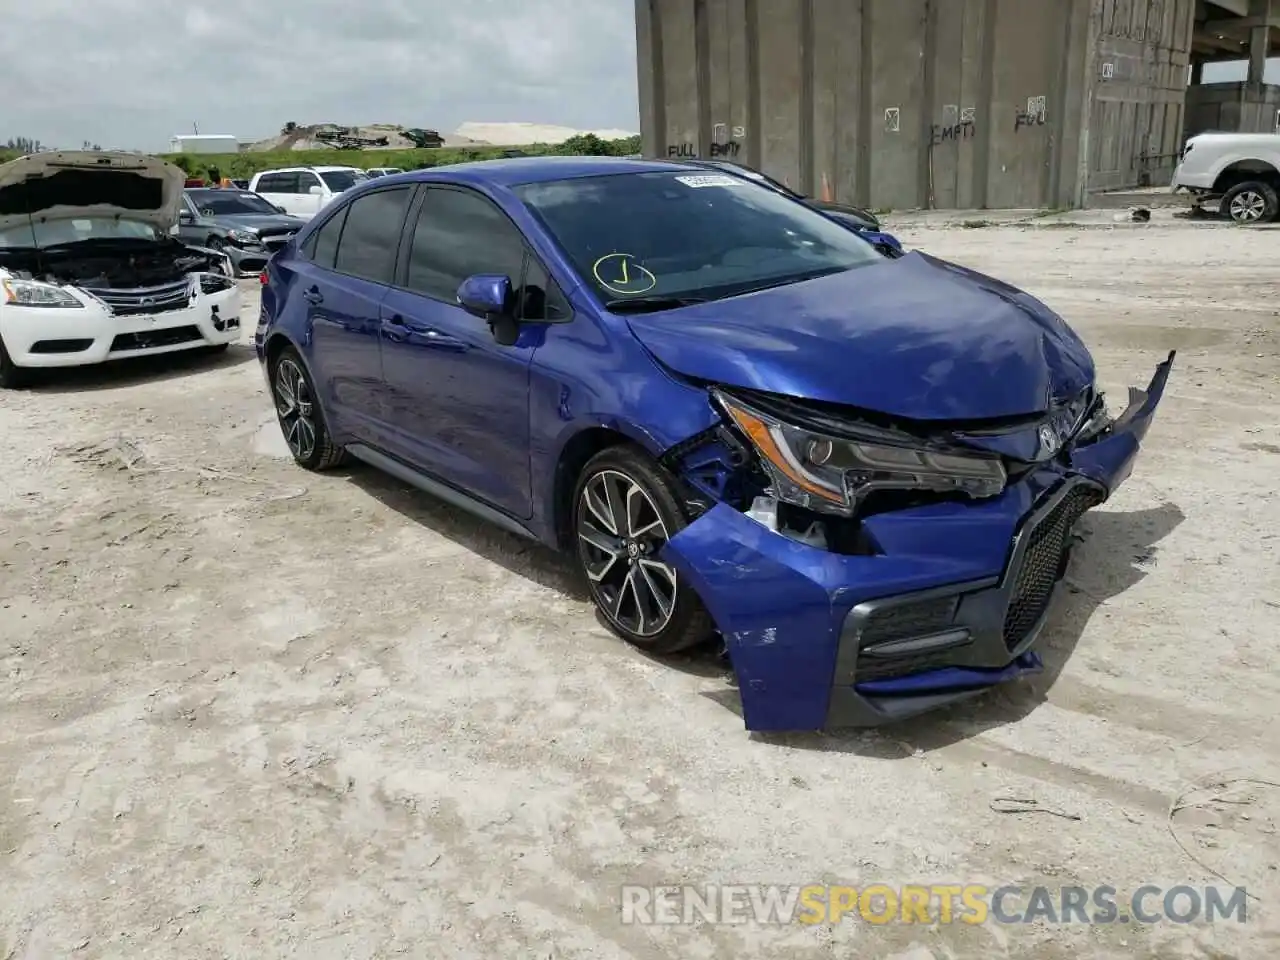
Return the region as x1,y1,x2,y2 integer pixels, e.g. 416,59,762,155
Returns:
1,221,1278,960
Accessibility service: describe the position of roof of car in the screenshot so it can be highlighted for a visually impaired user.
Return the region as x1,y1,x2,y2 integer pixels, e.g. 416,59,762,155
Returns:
395,155,706,188
252,166,360,176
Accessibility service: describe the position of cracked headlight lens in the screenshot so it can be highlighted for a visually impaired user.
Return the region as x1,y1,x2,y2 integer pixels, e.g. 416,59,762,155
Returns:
715,390,1007,516
2,277,83,308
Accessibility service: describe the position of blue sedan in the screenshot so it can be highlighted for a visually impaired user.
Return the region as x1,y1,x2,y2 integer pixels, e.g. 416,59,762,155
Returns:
255,157,1173,732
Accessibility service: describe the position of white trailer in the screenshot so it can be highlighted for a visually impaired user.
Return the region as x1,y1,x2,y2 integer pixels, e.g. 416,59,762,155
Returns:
168,134,239,154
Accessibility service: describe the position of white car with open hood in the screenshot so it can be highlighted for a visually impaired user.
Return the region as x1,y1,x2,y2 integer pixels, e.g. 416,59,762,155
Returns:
0,151,242,388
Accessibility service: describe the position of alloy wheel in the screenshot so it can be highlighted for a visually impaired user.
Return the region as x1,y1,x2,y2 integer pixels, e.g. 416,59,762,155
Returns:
274,357,316,461
577,469,679,638
1229,190,1266,223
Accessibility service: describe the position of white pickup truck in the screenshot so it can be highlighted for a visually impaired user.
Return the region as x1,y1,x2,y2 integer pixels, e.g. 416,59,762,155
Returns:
1171,132,1280,224
1172,132,1280,225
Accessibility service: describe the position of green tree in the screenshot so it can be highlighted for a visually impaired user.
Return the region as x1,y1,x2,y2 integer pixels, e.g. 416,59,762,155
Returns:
559,133,613,156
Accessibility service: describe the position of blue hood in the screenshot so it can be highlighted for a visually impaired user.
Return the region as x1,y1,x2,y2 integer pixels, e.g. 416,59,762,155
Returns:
623,252,1095,422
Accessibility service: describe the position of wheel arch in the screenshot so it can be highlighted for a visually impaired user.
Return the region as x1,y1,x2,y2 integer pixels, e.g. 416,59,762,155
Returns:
1212,159,1280,193
548,420,664,552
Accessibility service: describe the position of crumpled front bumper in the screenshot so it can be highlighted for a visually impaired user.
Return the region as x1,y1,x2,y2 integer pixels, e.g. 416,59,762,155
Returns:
660,352,1175,732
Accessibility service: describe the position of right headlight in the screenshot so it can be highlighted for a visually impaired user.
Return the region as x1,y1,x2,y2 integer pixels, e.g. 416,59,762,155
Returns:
2,277,84,309
714,390,1007,516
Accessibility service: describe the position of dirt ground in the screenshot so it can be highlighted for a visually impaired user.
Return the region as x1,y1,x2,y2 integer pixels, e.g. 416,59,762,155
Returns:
2,220,1278,959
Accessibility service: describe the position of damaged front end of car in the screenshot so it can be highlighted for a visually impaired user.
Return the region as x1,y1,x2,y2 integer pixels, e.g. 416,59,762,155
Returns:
654,352,1176,732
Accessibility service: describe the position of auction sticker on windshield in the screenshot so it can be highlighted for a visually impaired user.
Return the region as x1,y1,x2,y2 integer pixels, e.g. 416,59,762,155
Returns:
674,174,747,188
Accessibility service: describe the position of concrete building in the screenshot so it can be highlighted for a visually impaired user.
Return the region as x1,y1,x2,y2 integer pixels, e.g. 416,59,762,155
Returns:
634,0,1280,209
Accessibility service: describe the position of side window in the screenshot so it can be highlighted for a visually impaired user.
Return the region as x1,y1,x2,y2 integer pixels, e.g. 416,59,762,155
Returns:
297,172,322,195
405,188,527,303
254,175,277,193
520,257,571,321
308,207,347,269
332,188,412,283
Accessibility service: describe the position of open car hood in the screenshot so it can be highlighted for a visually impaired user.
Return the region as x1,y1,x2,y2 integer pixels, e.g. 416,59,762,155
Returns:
0,151,186,234
624,251,1096,422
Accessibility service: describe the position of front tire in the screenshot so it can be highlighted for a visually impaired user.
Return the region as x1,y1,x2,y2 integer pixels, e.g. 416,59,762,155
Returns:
1221,181,1279,224
0,336,30,389
270,346,346,470
572,445,713,654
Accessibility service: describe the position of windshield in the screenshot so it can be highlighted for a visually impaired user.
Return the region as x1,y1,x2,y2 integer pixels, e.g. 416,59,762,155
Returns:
515,171,882,306
320,170,362,191
187,191,279,216
0,217,158,249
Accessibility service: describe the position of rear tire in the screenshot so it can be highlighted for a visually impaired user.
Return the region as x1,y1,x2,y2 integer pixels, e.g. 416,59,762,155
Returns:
572,445,714,654
270,345,346,470
1220,181,1279,224
0,336,30,389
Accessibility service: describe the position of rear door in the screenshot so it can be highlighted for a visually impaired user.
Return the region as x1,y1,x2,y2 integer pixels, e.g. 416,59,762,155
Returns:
255,172,300,215
296,186,414,439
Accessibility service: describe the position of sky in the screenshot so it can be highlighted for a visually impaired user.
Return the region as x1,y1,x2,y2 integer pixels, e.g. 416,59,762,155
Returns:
1202,58,1280,83
0,0,640,152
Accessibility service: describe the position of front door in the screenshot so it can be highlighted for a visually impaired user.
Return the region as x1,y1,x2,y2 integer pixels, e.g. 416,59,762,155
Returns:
376,185,542,519
295,170,326,219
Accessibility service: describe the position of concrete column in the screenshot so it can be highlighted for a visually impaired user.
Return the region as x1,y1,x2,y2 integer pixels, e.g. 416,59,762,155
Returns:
1247,0,1272,86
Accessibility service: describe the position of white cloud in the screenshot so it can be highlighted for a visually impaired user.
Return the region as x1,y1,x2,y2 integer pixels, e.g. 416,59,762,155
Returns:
0,0,638,151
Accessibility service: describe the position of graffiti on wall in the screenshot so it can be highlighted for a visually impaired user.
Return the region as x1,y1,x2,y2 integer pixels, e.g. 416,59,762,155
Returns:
666,123,747,160
1014,96,1047,132
931,104,976,145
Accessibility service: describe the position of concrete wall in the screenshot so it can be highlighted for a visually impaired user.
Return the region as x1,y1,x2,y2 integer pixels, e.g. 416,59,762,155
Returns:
636,0,1195,208
1088,0,1197,190
1184,81,1280,135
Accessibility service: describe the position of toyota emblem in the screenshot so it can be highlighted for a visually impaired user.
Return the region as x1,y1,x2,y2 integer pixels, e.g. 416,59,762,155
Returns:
139,296,155,307
1037,424,1060,459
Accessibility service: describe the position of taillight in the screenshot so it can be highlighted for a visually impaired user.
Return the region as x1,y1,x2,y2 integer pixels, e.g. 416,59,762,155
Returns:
259,271,268,285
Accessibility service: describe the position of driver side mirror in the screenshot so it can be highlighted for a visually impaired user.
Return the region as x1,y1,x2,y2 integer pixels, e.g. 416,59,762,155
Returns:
178,210,195,224
307,185,323,196
457,274,517,345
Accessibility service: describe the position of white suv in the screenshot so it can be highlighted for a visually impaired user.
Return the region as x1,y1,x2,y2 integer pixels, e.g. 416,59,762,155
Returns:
1171,132,1280,224
248,166,367,219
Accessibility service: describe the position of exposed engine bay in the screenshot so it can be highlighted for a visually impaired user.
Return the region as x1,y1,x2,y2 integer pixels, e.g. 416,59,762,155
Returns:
660,383,1115,558
0,238,227,290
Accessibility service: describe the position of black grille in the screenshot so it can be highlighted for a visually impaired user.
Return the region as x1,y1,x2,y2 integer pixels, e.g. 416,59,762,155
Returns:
30,338,93,354
83,278,192,316
259,232,294,250
1002,485,1103,648
854,595,959,682
856,648,965,682
110,325,202,352
860,596,956,645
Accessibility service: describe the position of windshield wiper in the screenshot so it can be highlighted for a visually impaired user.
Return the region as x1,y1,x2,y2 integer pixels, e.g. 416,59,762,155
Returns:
605,295,709,314
732,267,845,298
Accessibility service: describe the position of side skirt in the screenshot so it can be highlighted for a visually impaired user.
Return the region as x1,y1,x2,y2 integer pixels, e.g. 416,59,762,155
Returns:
345,442,539,542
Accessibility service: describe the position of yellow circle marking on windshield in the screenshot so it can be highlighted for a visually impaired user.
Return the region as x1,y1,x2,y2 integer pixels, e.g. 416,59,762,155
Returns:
592,253,656,296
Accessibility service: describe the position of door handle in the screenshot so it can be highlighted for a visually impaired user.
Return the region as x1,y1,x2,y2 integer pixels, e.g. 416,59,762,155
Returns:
302,287,323,304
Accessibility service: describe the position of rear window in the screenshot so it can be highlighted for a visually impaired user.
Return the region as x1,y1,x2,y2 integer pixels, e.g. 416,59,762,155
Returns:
332,187,412,282
320,170,362,192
